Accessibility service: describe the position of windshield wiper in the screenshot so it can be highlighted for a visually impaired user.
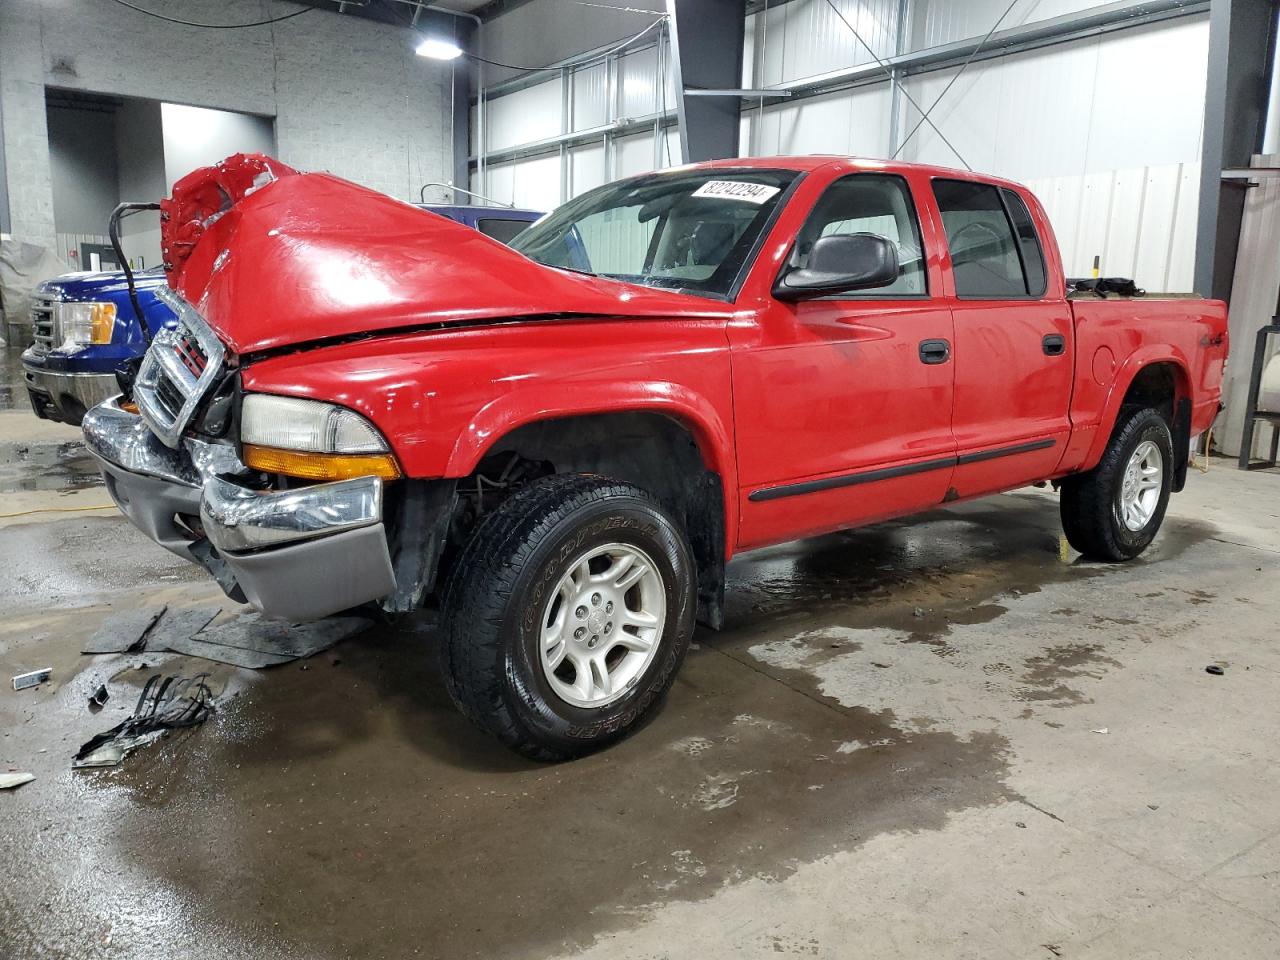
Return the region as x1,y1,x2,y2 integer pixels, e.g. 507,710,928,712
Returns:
536,261,597,278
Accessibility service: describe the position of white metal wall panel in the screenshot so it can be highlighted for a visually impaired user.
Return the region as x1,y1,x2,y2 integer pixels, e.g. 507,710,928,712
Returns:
899,17,1208,181
742,84,892,158
509,154,563,211
746,0,897,87
475,155,562,211
1083,18,1208,173
570,142,608,196
1163,164,1200,291
484,79,563,153
572,63,608,131
615,132,658,178
617,45,663,120
898,37,1097,178
1025,162,1200,290
475,162,515,207
909,0,1105,51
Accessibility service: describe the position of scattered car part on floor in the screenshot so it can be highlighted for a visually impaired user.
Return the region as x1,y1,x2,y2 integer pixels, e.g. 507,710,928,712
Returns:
11,668,51,691
145,606,222,650
0,772,35,790
82,606,167,654
73,672,214,769
1206,664,1226,676
162,613,371,669
88,684,109,711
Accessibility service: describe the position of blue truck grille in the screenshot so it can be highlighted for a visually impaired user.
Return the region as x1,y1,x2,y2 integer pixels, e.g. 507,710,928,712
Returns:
29,298,57,353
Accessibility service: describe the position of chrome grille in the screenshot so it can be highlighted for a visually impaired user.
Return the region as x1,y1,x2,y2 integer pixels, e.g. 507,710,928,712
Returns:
30,297,57,353
134,287,226,449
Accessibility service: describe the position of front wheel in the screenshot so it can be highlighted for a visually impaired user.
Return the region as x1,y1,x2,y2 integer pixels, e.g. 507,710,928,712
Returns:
439,474,697,760
1060,406,1173,561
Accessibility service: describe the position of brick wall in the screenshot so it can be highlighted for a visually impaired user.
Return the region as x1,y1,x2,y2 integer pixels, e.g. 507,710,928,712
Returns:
0,0,454,249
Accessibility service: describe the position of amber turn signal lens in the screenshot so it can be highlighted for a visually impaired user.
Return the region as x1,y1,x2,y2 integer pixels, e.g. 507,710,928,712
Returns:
242,443,402,481
89,302,116,344
118,400,140,414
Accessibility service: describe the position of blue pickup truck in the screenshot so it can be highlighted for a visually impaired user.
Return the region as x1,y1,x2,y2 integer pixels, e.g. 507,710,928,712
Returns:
21,203,543,425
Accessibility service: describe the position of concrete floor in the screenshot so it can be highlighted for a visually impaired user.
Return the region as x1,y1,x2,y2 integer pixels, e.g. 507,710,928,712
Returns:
1,350,1278,960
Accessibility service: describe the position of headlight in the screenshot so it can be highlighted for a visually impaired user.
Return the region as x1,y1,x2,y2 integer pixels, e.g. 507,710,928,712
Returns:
57,301,116,349
239,394,401,481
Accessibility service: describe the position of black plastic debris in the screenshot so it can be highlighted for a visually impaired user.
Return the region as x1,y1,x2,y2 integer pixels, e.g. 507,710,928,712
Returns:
147,607,222,650
73,673,214,769
1205,665,1225,676
162,613,371,669
83,607,167,654
88,684,109,712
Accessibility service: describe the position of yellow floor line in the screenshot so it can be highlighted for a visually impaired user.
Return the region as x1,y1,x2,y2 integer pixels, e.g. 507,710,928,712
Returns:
0,504,115,519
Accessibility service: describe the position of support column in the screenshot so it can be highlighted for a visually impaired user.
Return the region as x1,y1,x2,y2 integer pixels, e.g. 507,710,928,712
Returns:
666,0,746,163
1194,0,1276,300
452,22,475,204
0,0,56,249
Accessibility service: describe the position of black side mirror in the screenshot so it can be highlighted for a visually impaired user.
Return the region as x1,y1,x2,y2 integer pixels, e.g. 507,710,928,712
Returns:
774,233,899,301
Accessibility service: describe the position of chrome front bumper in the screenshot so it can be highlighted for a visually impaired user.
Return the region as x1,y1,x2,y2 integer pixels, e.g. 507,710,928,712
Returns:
22,361,120,426
82,398,396,621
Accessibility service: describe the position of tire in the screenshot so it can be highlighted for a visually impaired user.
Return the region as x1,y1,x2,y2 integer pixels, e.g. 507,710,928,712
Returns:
1060,406,1173,561
439,474,697,760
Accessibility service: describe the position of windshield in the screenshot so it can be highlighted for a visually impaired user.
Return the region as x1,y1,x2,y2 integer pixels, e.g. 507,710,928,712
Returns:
509,169,800,299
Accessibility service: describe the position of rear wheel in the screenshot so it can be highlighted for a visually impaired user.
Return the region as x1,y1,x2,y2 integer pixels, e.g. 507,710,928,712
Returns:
1060,406,1173,561
439,474,696,760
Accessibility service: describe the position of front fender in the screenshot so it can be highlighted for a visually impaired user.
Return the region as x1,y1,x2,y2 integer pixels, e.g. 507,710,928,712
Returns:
446,379,734,480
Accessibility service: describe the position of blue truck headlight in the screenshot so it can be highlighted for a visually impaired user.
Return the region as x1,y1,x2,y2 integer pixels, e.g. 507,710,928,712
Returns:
57,301,116,349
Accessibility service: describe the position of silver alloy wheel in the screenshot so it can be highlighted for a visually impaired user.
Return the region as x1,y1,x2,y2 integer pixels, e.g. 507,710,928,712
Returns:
1118,440,1163,532
539,542,666,709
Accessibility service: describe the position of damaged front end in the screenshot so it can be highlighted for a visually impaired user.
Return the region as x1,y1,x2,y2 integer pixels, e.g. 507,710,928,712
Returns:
81,154,453,620
83,395,399,621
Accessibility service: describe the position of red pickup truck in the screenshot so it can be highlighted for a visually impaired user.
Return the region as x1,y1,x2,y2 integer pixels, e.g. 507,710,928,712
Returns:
83,153,1228,759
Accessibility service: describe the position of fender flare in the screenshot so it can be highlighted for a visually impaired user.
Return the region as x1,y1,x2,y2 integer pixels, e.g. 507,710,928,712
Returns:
443,380,739,549
1082,346,1193,471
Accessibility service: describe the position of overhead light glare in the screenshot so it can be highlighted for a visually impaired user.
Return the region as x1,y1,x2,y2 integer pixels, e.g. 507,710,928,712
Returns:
416,38,464,60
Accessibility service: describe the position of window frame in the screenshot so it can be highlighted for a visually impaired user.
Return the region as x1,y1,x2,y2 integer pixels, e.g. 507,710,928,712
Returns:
931,177,1049,302
775,172,932,302
998,187,1048,299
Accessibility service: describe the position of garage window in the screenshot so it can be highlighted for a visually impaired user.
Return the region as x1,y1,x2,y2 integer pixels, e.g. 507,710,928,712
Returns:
933,179,1041,299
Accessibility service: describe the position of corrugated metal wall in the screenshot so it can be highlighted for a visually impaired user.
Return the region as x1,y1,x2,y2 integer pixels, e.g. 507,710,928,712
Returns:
475,1,1211,289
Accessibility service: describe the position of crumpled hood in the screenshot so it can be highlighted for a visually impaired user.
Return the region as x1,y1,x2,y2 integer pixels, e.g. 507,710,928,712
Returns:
163,154,731,356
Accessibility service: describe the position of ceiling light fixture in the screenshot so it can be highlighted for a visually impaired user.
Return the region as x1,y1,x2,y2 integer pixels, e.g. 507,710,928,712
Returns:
416,38,464,60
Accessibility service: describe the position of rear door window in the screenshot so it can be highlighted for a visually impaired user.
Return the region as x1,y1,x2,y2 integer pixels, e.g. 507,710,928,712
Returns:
1000,189,1047,296
933,179,1043,298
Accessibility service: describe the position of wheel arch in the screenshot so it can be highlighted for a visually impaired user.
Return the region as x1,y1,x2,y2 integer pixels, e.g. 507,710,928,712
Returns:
445,389,736,629
1084,350,1193,477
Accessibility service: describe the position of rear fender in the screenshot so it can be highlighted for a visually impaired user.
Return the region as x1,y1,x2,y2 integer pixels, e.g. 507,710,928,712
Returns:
1082,347,1192,472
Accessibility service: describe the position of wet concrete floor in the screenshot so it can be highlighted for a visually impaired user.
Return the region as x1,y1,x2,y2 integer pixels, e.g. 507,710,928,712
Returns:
1,353,1278,959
